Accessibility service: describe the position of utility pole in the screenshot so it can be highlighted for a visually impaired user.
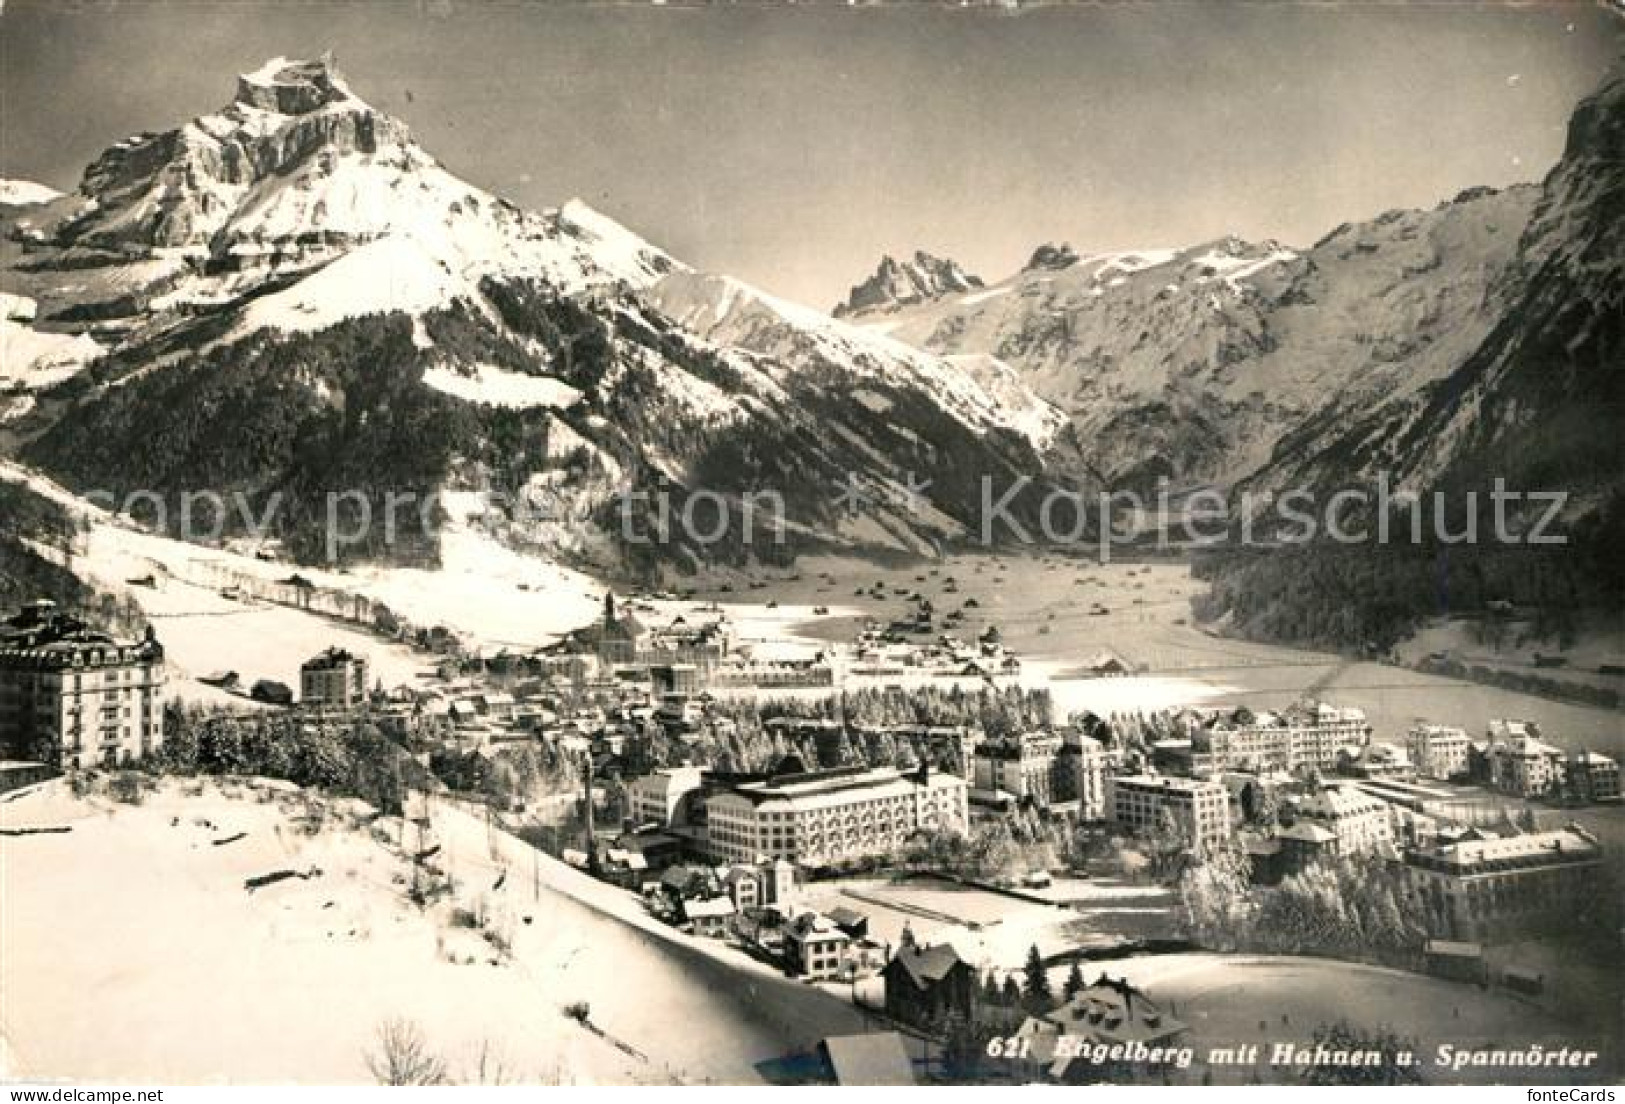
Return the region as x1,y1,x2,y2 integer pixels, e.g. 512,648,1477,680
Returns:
583,750,600,875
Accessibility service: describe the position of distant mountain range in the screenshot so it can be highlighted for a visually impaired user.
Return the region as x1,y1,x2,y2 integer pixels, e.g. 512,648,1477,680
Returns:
1,55,1619,591
0,56,1072,571
834,66,1621,509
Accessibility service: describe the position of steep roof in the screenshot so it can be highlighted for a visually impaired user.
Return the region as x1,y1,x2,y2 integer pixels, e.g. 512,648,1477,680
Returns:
819,1033,915,1086
890,942,967,987
1043,977,1186,1049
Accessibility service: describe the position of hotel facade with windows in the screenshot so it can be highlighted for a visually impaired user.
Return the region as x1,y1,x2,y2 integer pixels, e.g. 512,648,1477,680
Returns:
1294,783,1395,854
705,764,969,865
1193,702,1370,774
1401,827,1603,942
0,601,166,768
1105,773,1231,853
299,646,370,708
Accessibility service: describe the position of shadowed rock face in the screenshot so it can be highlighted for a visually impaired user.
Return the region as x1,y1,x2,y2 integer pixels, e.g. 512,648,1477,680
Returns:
233,56,350,115
833,251,983,317
46,55,416,254
1024,242,1079,272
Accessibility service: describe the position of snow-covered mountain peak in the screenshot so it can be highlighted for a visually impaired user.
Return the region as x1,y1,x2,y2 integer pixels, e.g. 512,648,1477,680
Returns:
832,250,983,318
3,60,698,333
1024,242,1080,272
233,54,362,115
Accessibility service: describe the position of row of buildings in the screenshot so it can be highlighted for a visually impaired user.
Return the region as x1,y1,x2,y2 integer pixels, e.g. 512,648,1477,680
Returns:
1404,719,1621,802
0,599,376,770
1182,702,1372,774
629,721,1245,866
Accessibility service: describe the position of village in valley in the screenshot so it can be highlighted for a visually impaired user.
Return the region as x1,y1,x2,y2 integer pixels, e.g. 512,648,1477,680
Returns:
3,547,1621,1086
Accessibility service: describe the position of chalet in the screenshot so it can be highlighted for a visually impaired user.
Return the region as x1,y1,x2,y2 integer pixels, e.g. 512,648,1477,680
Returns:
1082,649,1133,678
882,942,977,1030
1017,976,1188,1083
724,864,763,911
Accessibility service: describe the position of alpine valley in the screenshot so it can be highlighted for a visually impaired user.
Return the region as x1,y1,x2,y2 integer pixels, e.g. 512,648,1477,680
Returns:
1,55,1621,650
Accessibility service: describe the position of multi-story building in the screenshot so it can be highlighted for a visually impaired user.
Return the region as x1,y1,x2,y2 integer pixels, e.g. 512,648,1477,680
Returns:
785,912,852,979
650,663,701,696
704,763,969,866
1293,783,1394,855
1481,723,1564,798
971,730,1065,804
1401,827,1603,942
1562,751,1621,804
299,646,369,708
722,858,796,912
629,765,706,827
0,601,166,768
1105,774,1231,853
1192,702,1370,774
1057,732,1109,821
1406,723,1470,781
1019,977,1188,1083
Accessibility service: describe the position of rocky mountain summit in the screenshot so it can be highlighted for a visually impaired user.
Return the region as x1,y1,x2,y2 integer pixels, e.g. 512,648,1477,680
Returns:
833,251,983,318
854,188,1545,493
0,57,1069,573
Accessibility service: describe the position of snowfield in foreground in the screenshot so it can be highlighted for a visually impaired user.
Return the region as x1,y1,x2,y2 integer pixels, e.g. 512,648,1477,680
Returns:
0,778,863,1084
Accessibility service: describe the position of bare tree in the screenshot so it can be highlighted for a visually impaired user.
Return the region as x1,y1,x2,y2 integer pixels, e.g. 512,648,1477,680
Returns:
468,1038,514,1085
365,1017,447,1086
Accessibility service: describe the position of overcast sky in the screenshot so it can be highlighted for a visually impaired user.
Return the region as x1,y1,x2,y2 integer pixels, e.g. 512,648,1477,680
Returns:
1,1,1618,307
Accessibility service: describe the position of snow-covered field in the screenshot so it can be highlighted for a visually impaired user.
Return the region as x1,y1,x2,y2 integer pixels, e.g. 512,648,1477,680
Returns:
0,777,863,1084
727,552,1625,753
2,463,605,697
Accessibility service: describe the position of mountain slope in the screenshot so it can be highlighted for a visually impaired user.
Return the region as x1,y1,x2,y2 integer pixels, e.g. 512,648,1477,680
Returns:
1283,65,1624,503
1193,65,1625,652
1,57,1069,574
862,192,1538,492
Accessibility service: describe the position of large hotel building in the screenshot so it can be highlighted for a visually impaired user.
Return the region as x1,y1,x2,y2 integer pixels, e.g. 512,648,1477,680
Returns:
0,601,167,768
1406,722,1471,781
1105,773,1232,853
1192,702,1370,773
1401,827,1603,942
705,763,969,865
